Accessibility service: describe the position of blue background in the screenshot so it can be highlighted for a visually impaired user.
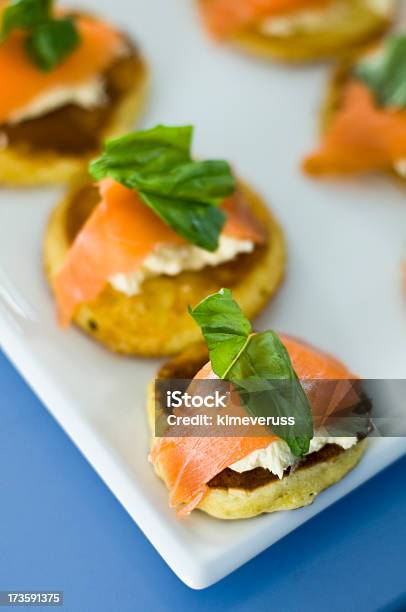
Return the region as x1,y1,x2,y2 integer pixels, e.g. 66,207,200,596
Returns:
0,349,405,612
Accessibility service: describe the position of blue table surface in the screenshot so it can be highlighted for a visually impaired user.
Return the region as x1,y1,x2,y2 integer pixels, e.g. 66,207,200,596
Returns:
1,350,405,612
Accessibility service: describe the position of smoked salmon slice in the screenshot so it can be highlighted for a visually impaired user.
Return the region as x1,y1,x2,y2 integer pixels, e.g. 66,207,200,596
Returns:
222,189,266,242
151,435,274,516
0,15,123,123
150,336,357,516
53,179,266,327
281,336,354,380
198,0,328,39
303,81,406,175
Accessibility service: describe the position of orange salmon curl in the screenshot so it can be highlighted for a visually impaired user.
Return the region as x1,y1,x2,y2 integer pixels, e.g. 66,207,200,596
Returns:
303,81,406,176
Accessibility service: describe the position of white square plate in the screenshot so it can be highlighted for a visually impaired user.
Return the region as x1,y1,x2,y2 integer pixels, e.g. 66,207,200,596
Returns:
1,0,406,589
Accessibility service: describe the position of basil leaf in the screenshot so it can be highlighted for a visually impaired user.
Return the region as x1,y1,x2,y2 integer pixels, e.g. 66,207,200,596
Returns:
26,17,80,71
228,332,313,456
354,35,406,108
140,192,226,251
189,288,252,378
90,125,194,180
90,126,236,251
1,0,80,70
1,0,51,40
189,289,314,457
122,161,235,204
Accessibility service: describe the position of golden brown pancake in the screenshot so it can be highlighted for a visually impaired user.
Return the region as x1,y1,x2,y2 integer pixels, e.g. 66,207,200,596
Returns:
44,181,286,356
222,0,392,63
147,343,367,519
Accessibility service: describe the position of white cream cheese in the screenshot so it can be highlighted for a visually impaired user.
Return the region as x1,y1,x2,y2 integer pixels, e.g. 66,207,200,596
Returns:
229,435,358,479
365,0,395,17
259,0,393,38
394,159,406,178
260,2,349,37
8,76,108,124
109,235,255,296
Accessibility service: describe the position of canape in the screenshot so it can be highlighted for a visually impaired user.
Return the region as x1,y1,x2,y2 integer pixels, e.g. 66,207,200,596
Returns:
44,125,286,356
0,0,147,185
303,34,406,179
149,289,370,519
197,0,394,63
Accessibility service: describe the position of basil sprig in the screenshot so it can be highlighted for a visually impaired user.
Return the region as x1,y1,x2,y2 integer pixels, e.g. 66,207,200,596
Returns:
90,125,236,251
189,288,314,457
354,35,406,109
1,0,80,71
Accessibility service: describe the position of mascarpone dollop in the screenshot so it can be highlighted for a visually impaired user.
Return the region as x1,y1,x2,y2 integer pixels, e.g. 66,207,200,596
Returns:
229,435,358,479
8,76,107,124
259,0,393,38
394,159,406,178
109,235,254,295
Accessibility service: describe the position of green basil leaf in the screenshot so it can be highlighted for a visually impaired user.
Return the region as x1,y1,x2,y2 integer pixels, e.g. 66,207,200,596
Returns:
140,192,226,251
26,17,80,71
121,160,236,204
90,126,194,180
189,288,252,377
1,0,51,41
189,289,314,457
1,0,80,70
354,35,406,108
90,126,236,251
227,331,313,456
